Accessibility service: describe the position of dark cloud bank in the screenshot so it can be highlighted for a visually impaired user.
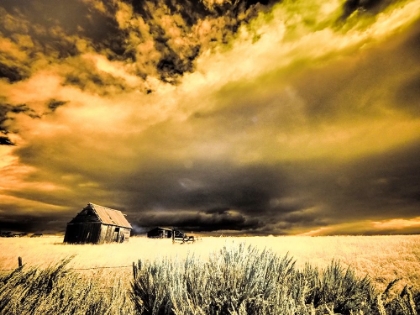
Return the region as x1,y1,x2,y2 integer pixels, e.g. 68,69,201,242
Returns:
2,139,420,234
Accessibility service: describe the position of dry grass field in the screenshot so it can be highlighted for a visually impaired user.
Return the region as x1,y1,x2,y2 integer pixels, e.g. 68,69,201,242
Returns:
0,235,419,314
1,235,419,290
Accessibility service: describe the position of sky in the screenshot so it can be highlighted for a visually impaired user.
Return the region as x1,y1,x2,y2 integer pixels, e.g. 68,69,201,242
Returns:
0,0,420,236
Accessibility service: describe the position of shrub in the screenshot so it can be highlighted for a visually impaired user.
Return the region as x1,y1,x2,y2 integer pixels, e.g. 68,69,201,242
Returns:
132,242,419,315
305,260,375,313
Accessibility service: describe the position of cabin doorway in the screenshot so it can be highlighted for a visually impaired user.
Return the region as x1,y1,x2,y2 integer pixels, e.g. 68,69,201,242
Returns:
113,227,120,242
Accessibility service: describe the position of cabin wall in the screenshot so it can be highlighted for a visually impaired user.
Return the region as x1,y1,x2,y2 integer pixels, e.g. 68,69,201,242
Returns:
99,225,114,243
147,228,172,238
121,227,131,242
64,222,101,244
99,225,131,243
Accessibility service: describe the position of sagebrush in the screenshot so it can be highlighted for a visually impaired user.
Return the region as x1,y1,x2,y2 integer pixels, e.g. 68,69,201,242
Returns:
132,242,419,315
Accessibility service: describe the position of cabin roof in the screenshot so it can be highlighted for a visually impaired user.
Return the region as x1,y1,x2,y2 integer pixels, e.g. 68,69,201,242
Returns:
88,203,132,229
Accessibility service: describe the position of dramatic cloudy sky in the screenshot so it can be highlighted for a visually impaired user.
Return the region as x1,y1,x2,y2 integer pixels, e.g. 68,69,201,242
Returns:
1,0,420,235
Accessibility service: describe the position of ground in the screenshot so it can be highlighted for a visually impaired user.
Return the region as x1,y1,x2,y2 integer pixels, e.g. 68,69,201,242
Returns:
0,235,419,293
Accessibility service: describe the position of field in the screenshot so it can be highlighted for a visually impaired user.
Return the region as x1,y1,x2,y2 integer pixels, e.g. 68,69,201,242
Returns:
0,235,419,314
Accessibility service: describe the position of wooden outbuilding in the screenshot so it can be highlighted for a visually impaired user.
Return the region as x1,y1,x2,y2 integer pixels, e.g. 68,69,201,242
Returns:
147,227,173,238
64,203,132,244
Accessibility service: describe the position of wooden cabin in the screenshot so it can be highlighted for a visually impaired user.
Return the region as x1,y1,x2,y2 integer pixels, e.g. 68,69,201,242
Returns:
147,227,173,238
64,203,132,244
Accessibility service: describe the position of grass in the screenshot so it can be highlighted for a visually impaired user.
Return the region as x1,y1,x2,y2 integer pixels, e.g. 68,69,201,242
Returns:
0,258,134,315
131,242,419,314
0,235,419,314
1,235,419,291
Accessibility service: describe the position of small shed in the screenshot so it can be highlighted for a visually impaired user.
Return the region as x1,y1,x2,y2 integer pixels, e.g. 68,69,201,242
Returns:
147,227,173,238
64,203,132,244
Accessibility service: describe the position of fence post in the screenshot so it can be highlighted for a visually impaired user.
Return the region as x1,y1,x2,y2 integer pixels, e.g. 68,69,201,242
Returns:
18,256,23,268
132,262,137,280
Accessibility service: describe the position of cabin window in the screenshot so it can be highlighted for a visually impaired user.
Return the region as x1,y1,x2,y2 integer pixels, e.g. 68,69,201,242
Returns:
115,227,120,232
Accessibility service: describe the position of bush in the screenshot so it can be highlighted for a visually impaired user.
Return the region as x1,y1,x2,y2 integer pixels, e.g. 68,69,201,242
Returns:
132,242,419,315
